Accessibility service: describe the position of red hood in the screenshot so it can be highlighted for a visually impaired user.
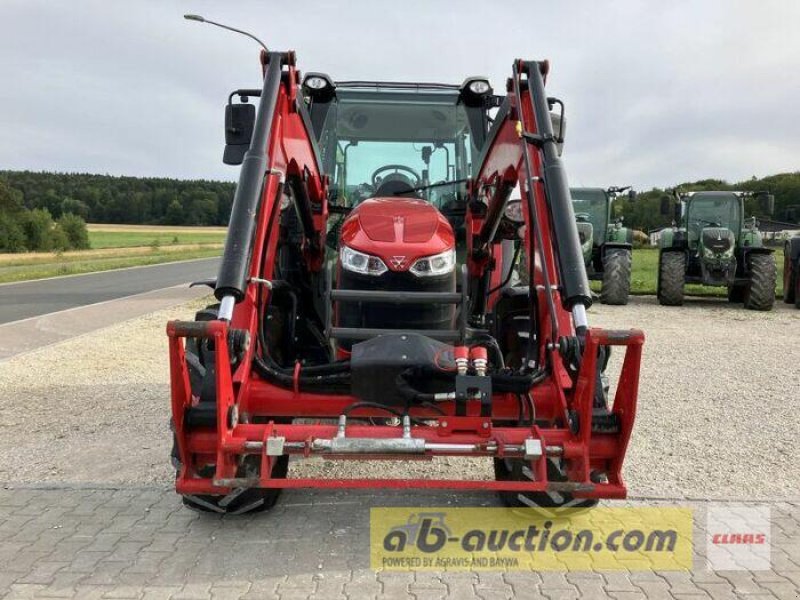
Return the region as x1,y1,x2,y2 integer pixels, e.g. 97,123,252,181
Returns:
340,198,455,271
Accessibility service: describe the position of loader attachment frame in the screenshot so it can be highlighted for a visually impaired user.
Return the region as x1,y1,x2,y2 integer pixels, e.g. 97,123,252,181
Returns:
168,320,642,497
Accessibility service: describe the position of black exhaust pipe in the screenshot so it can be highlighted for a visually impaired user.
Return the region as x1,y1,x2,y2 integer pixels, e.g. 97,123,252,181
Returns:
214,52,286,316
523,61,591,312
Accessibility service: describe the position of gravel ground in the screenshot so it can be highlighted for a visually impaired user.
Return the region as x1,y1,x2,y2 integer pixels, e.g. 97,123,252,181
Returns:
0,295,797,501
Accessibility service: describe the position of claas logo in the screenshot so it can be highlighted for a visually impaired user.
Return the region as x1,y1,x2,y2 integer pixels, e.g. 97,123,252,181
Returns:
711,533,767,545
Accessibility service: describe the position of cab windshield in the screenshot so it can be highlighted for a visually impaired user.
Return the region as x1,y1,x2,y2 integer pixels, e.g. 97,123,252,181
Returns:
570,188,609,244
687,194,740,242
315,86,478,212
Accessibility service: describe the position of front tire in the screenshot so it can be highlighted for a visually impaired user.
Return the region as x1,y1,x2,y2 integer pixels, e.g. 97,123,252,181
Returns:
180,456,289,515
657,251,685,306
783,250,797,304
743,253,776,311
727,283,746,303
600,249,631,305
795,262,800,309
494,457,598,511
173,303,289,515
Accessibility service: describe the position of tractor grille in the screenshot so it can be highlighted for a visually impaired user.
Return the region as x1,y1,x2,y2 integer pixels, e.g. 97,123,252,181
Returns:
335,269,457,347
702,228,734,253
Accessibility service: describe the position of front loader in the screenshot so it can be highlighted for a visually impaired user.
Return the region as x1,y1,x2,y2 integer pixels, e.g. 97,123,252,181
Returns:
657,190,776,310
571,186,636,305
168,16,644,514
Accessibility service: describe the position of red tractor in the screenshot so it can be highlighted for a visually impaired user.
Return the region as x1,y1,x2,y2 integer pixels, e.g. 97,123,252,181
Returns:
168,16,644,514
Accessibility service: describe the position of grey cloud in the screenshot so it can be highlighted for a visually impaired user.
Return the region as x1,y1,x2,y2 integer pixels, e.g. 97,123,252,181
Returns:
0,0,797,188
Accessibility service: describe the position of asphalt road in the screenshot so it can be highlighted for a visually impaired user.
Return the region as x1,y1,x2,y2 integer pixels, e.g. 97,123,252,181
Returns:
0,257,219,324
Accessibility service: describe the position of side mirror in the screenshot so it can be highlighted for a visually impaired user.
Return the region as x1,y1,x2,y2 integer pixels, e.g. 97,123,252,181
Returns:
628,190,637,201
660,196,671,216
223,103,255,165
421,146,432,165
760,193,775,216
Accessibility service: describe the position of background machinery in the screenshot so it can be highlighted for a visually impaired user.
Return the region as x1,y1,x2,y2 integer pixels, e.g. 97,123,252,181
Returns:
168,16,644,514
784,235,800,308
571,186,635,305
657,190,776,310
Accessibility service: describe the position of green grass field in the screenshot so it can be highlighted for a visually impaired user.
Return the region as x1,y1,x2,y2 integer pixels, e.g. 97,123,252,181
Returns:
589,247,785,297
0,224,225,283
86,224,227,249
2,224,786,295
0,247,221,284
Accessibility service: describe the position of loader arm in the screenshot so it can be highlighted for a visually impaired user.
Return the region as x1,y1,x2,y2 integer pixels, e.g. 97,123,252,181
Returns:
469,61,591,358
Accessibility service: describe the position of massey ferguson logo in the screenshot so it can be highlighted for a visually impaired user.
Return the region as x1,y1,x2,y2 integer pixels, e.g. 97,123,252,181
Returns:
390,256,407,269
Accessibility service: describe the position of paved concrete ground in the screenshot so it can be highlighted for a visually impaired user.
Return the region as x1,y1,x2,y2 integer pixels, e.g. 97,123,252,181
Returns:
0,258,219,324
0,285,209,361
1,297,797,598
0,486,797,600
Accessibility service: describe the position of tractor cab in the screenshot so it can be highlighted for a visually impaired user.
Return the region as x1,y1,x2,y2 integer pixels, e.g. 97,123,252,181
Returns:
304,77,494,240
683,192,740,252
570,188,610,262
569,186,634,304
300,77,500,348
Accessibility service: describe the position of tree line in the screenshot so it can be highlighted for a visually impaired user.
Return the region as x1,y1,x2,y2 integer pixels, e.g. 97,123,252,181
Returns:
1,169,799,252
0,170,235,227
615,172,800,233
0,179,89,252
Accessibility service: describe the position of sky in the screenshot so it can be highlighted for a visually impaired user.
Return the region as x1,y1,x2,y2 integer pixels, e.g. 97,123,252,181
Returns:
0,0,798,190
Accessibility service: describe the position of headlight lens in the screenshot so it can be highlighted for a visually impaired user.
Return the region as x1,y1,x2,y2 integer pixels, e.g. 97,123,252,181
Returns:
340,246,388,276
304,76,329,90
503,200,524,223
409,249,456,277
468,80,491,95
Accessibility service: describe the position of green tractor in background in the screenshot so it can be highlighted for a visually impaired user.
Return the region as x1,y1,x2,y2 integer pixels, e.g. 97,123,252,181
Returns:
570,186,636,305
657,190,776,310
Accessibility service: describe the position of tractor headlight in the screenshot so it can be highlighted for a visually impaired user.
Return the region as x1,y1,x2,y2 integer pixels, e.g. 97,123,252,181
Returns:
409,249,456,277
340,245,388,276
468,80,491,95
503,199,524,223
304,76,329,90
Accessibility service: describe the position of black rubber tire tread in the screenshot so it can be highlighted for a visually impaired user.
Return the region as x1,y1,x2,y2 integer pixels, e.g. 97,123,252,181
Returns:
175,304,288,515
795,263,800,309
727,283,746,303
783,250,796,304
181,456,289,515
743,253,776,311
493,458,598,510
600,249,631,305
657,252,685,306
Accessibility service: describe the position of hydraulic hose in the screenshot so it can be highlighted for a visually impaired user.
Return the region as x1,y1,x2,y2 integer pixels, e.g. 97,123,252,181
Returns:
252,353,351,392
395,366,548,403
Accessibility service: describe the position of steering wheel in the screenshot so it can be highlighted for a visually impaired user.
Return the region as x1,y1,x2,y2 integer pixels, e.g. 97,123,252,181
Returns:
370,164,422,188
575,212,592,223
